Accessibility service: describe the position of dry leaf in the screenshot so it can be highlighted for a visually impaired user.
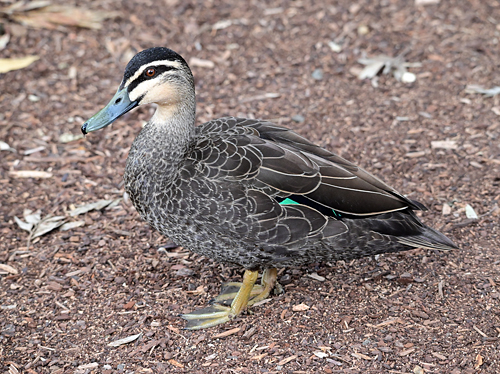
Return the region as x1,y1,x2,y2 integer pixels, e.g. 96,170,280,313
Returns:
59,221,85,231
14,216,34,232
307,272,325,281
465,204,478,220
466,85,500,97
0,140,16,152
69,199,116,216
357,53,417,83
108,333,142,347
314,351,329,358
10,5,118,30
0,55,39,73
32,216,66,238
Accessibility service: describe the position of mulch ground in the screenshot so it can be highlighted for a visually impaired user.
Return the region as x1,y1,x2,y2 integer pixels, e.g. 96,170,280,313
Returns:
1,0,499,373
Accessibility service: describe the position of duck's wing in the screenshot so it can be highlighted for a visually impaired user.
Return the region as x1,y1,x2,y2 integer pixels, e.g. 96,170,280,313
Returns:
229,117,425,216
190,117,456,251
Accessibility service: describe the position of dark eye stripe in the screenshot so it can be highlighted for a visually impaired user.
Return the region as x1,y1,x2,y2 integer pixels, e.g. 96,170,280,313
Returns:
127,65,176,92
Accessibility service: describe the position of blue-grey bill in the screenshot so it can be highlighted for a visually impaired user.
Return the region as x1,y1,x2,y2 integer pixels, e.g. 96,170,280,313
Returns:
81,88,138,134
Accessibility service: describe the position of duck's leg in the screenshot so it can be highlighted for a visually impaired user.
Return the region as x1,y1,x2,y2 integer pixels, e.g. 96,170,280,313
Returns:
181,269,259,330
213,268,278,306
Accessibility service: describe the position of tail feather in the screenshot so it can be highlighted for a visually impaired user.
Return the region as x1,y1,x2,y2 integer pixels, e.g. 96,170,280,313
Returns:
397,225,457,251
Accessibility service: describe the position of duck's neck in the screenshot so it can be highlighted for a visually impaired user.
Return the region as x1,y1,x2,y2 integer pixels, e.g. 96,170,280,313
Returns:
136,100,196,152
126,100,196,183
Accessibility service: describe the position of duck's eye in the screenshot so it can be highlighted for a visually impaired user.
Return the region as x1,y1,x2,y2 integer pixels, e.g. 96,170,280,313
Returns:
145,68,156,77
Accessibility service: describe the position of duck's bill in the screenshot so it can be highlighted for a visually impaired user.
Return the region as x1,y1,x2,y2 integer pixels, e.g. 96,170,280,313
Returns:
81,88,138,134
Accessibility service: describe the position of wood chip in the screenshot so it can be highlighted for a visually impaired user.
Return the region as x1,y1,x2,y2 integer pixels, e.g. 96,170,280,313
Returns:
351,352,374,360
474,354,484,369
9,170,53,178
0,264,19,275
213,327,240,338
431,140,457,149
438,280,445,298
277,355,297,365
251,352,268,360
432,352,447,360
168,359,184,368
189,57,215,69
398,347,416,356
473,325,488,338
442,204,451,215
405,151,426,158
413,365,424,374
368,318,404,328
292,303,310,311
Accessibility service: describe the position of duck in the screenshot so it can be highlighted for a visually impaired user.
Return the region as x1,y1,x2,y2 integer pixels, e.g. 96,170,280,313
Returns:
82,47,457,329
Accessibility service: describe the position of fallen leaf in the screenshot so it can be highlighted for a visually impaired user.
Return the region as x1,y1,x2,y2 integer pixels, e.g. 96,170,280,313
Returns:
466,85,500,97
0,140,16,152
32,216,66,238
314,351,329,359
357,53,418,83
465,204,478,220
0,55,39,73
108,333,142,347
69,199,116,216
14,216,34,232
10,5,119,30
59,221,85,231
442,204,451,215
307,272,325,282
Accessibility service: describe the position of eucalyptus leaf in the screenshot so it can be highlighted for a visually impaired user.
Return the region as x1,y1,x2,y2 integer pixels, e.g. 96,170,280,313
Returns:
14,216,33,232
32,216,66,238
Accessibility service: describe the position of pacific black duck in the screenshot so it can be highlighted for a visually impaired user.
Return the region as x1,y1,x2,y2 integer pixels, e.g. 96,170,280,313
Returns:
82,47,457,329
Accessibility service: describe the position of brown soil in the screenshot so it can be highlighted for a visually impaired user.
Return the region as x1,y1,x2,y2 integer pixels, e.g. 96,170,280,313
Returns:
1,0,499,373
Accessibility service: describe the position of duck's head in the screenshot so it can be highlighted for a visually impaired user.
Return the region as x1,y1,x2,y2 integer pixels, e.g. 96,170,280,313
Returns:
82,47,194,135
